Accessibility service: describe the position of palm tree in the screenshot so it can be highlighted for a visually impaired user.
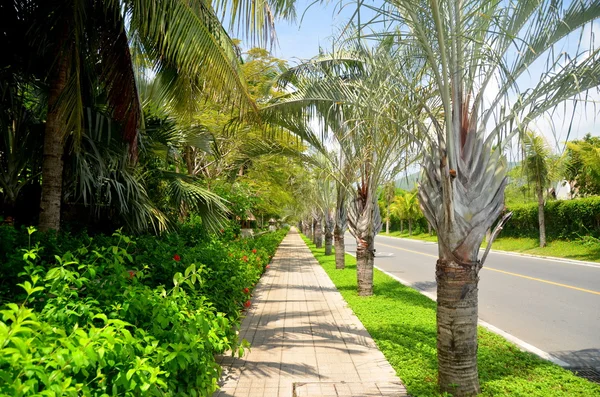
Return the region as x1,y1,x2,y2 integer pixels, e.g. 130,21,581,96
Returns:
522,131,556,247
565,135,600,196
366,0,600,394
395,191,420,236
263,42,421,295
389,195,407,233
382,181,396,234
313,171,336,254
9,0,294,231
333,155,352,269
312,208,323,248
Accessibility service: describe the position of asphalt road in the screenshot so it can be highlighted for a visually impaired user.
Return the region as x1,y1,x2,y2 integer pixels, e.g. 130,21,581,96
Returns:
344,233,600,369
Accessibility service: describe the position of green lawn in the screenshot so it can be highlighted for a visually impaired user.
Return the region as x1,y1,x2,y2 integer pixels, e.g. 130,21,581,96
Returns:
380,232,600,263
301,235,600,396
487,237,600,263
380,230,439,242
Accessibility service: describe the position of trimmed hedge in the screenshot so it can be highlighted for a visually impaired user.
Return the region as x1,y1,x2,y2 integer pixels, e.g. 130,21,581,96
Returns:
502,196,600,240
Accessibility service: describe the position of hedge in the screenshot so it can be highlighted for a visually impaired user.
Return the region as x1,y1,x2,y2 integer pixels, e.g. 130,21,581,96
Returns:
502,196,600,240
0,222,288,396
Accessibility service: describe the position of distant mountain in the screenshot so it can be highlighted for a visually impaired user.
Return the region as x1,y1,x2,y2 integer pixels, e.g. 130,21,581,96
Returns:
395,171,420,191
394,161,520,191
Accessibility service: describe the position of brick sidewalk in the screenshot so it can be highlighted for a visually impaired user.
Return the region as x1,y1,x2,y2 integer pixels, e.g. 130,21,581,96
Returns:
214,228,408,397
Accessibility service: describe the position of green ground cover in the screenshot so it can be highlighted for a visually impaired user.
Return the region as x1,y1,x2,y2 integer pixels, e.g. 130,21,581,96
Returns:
301,235,600,396
380,232,600,263
486,237,600,263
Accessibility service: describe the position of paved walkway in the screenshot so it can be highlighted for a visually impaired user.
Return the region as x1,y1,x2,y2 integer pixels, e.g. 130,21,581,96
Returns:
214,228,407,397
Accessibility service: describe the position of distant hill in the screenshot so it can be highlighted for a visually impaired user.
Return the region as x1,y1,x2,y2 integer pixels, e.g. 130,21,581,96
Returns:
394,161,520,191
395,171,420,191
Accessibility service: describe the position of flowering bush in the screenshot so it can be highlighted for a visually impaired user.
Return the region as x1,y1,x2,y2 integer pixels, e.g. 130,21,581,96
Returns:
0,223,288,396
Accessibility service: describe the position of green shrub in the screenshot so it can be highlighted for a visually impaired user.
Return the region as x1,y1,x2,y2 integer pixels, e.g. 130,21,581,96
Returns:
502,197,600,239
0,225,287,396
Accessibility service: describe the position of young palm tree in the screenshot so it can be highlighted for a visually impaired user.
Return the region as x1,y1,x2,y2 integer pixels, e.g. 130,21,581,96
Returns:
522,131,556,247
565,136,600,195
395,191,420,236
389,195,407,233
365,0,600,394
382,181,396,234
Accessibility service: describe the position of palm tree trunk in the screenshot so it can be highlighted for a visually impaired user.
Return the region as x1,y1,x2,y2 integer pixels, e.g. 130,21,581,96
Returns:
537,184,546,247
400,219,403,233
386,206,390,234
39,51,69,232
408,219,412,236
334,226,345,269
356,235,375,296
325,229,333,254
324,213,333,255
436,258,480,396
315,217,323,248
184,146,194,175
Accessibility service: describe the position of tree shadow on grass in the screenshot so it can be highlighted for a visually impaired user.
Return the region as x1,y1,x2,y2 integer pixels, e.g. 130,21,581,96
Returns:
561,248,600,262
308,240,600,395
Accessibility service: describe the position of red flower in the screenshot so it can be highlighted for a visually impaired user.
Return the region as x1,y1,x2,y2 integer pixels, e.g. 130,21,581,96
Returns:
173,254,181,262
266,265,270,269
243,288,249,294
220,229,225,233
252,249,257,254
127,270,135,279
242,255,248,262
244,300,251,308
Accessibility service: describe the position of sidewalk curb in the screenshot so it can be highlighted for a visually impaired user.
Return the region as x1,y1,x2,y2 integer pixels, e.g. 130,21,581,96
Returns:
377,234,600,268
370,263,571,368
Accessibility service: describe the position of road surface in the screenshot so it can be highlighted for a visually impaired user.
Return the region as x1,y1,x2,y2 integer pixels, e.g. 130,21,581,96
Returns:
344,233,600,369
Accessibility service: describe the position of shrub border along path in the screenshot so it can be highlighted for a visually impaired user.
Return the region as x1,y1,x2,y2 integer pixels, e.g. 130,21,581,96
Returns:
301,235,600,396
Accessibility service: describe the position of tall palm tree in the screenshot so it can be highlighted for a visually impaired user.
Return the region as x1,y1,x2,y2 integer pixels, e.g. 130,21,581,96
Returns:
9,0,294,231
365,0,600,394
522,131,556,247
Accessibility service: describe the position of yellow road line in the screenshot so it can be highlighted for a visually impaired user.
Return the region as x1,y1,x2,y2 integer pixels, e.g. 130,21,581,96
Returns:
377,242,438,258
483,267,600,296
375,242,600,296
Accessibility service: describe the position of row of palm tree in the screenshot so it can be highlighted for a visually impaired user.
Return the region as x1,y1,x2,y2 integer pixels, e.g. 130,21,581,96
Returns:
267,0,600,394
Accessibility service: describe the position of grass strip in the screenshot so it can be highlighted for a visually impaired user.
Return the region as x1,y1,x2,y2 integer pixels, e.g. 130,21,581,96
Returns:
301,235,600,396
379,232,600,263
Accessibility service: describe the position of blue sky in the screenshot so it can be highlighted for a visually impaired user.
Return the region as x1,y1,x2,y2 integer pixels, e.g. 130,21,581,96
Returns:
270,0,356,62
261,1,599,151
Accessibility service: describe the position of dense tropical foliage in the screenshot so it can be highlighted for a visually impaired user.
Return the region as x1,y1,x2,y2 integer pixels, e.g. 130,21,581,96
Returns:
3,0,600,395
0,222,287,395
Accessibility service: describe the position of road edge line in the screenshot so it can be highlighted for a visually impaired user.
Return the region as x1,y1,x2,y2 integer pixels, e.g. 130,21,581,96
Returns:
377,235,600,268
372,264,571,368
